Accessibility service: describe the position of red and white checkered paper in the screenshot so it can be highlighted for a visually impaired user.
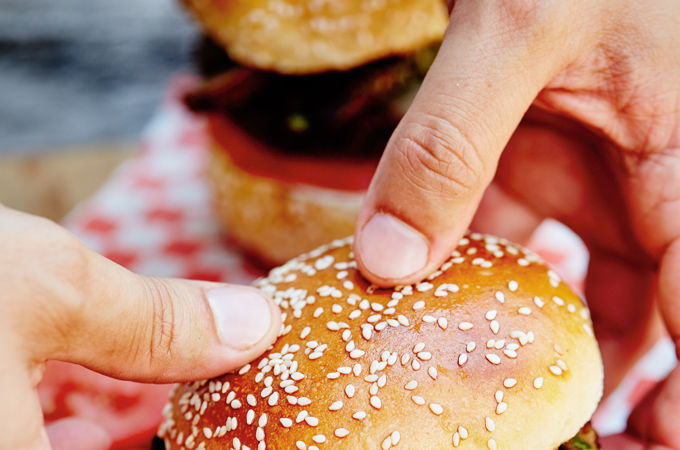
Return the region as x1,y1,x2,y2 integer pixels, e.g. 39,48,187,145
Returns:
39,76,676,448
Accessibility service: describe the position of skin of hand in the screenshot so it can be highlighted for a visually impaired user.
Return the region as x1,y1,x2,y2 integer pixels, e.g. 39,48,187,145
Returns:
0,206,281,449
353,1,680,448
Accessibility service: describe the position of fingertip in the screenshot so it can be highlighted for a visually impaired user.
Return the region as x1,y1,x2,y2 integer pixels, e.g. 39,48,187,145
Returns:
354,212,430,285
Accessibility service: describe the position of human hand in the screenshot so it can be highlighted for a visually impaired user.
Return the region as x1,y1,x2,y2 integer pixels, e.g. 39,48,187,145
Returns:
353,0,680,447
0,206,281,449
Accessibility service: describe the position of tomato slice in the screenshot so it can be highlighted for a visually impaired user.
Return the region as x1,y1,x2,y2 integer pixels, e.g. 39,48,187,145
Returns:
208,114,378,192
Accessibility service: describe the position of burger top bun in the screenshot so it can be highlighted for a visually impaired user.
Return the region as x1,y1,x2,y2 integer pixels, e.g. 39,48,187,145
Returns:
158,234,603,450
179,0,449,73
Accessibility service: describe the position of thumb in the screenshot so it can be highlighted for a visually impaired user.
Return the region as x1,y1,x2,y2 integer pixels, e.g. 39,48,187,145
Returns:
55,249,281,383
354,0,586,285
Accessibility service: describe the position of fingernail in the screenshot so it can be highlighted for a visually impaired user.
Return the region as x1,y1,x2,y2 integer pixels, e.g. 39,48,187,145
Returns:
358,213,429,279
207,287,273,350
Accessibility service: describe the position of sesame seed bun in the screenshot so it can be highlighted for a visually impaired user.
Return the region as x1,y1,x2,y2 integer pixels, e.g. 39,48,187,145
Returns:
179,0,449,73
158,234,603,449
207,116,371,266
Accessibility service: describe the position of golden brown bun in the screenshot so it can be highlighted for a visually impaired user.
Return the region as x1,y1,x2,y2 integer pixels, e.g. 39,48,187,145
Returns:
209,146,363,266
158,234,603,449
180,0,449,73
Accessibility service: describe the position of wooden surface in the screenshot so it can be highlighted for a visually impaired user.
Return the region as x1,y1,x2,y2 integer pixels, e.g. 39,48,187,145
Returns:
0,146,132,221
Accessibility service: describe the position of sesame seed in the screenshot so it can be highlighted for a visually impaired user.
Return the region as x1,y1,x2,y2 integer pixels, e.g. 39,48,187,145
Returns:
345,384,356,398
495,390,504,402
534,377,544,389
413,301,425,310
414,342,426,352
459,425,469,439
280,418,293,427
412,395,426,405
495,291,505,303
553,296,565,306
486,354,501,365
466,342,476,352
256,427,265,441
295,441,305,449
485,416,496,431
353,410,367,420
203,427,213,439
327,372,339,380
341,329,352,341
496,402,507,414
404,380,418,390
583,323,594,335
438,317,449,330
533,296,545,308
361,326,373,340
417,351,432,361
459,322,474,331
329,400,343,411
429,403,444,415
391,431,401,445
490,320,500,334
504,349,518,358
549,365,563,376
411,359,421,370
423,315,436,323
485,310,497,320
508,280,519,291
306,416,319,427
518,307,532,315
313,307,323,317
296,410,308,423
503,378,517,388
267,392,279,406
312,435,326,444
370,396,382,409
557,359,568,370
488,438,498,450
458,354,468,366
238,364,251,375
452,432,461,447
349,349,365,359
335,428,350,438
258,413,268,427
381,436,392,450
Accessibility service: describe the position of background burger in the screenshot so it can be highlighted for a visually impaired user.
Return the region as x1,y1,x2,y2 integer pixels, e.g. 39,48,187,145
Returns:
155,233,603,449
178,0,449,266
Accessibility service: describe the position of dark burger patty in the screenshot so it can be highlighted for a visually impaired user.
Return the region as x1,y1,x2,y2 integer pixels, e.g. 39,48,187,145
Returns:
185,35,437,158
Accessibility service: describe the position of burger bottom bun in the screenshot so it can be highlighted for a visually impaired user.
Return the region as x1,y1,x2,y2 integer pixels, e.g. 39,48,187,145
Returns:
209,146,364,266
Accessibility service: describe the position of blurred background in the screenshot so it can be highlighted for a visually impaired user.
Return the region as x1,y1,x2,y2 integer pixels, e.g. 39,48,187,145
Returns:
0,0,195,219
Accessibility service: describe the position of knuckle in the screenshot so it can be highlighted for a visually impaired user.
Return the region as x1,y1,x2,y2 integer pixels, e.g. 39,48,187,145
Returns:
394,115,485,198
141,277,178,370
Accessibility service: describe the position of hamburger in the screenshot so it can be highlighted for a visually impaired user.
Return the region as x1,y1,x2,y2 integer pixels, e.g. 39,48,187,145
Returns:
179,0,449,266
155,233,603,449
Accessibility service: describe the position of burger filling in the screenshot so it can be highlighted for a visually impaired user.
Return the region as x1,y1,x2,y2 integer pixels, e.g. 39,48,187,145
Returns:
185,36,438,159
559,422,600,450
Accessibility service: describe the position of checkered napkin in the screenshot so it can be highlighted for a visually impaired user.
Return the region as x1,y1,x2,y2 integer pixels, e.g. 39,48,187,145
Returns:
38,76,675,447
